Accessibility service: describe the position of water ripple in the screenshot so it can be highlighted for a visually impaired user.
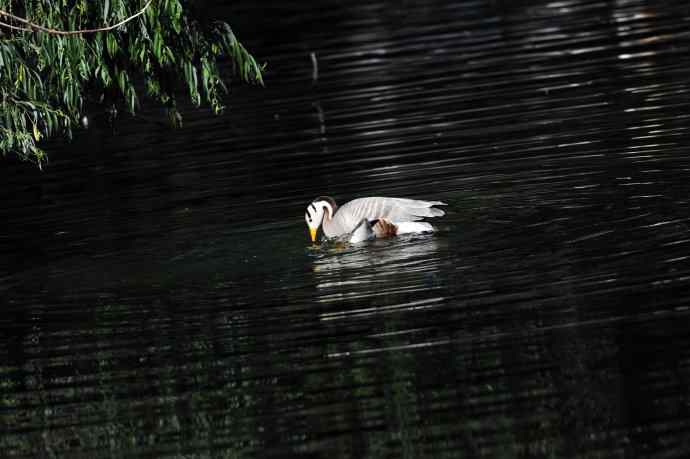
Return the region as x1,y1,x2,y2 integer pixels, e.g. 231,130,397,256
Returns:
2,0,690,457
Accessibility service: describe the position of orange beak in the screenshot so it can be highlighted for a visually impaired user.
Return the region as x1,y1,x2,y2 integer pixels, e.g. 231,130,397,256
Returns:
310,228,318,242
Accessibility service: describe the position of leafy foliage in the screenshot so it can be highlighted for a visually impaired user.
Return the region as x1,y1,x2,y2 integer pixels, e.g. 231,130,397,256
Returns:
0,0,264,165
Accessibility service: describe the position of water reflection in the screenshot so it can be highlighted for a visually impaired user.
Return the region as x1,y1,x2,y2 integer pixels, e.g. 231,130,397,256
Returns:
313,235,441,296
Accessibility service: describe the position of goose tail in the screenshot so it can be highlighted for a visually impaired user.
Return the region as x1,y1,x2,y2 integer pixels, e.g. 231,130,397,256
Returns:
395,222,435,234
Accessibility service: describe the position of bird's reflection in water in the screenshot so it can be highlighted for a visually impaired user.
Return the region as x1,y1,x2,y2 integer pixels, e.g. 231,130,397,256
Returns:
310,235,446,318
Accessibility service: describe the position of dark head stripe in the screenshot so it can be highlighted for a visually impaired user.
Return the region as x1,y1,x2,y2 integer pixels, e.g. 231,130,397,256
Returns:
313,196,337,215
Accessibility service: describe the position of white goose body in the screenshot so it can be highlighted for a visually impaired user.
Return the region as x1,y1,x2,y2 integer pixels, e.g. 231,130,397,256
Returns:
305,196,446,242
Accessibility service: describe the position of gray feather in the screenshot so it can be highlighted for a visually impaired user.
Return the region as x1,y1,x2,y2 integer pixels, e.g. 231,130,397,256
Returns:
349,219,375,243
322,197,446,237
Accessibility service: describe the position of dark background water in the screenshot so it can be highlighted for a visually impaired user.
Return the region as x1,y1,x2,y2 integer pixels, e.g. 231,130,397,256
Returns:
2,0,690,457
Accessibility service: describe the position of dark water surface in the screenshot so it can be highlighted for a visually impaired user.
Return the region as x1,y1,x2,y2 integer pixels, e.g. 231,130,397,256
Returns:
3,0,690,457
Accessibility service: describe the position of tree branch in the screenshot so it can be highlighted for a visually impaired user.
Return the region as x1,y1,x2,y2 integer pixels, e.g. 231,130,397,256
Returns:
0,20,32,33
0,0,153,35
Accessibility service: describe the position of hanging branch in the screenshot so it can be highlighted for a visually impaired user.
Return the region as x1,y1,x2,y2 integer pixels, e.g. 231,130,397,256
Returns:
0,0,264,165
0,0,153,35
0,21,31,33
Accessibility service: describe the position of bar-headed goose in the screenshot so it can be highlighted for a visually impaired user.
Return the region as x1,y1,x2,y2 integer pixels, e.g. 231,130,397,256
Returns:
305,196,446,243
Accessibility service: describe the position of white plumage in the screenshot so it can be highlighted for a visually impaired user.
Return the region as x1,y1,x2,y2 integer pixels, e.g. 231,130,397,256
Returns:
305,196,446,242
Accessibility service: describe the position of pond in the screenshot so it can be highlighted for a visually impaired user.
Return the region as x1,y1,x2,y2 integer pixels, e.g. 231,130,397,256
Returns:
2,0,690,457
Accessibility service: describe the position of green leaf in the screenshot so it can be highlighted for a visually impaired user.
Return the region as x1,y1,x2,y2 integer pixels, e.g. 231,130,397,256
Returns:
32,123,41,141
106,34,118,57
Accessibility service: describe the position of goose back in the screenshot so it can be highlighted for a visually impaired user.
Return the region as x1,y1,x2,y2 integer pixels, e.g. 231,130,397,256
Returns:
322,197,446,237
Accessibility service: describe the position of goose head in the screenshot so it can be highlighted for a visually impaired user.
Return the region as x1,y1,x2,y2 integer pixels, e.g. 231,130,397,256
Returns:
305,196,337,242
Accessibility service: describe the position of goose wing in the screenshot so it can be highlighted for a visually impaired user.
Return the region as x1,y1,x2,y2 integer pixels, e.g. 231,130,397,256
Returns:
325,197,446,236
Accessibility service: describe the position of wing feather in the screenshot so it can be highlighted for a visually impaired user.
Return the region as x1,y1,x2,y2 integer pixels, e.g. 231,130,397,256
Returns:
323,197,446,236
